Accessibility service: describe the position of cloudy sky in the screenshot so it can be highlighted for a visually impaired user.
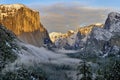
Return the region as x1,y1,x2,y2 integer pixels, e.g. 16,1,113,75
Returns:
0,0,120,33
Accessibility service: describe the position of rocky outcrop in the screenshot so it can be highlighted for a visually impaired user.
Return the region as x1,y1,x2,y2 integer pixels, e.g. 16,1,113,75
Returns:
103,12,120,46
78,23,103,35
90,27,113,41
0,4,51,47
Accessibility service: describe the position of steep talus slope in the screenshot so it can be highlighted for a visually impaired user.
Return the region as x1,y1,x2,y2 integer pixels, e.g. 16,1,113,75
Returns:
18,23,50,47
0,4,51,47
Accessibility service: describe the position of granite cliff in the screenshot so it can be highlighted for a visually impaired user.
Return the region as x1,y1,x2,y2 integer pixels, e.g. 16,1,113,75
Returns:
0,4,51,47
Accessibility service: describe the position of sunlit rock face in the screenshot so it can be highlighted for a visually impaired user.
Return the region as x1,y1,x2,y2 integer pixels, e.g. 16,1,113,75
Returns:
49,30,75,42
0,4,51,47
78,23,103,35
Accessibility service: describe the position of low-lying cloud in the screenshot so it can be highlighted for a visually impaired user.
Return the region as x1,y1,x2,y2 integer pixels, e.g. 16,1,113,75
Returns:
29,2,110,33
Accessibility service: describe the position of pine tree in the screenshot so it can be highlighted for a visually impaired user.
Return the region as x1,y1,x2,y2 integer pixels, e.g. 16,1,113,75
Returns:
96,58,120,80
106,59,120,80
77,61,92,80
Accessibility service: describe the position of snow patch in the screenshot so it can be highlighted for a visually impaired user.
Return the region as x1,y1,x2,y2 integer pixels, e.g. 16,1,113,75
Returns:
0,4,25,10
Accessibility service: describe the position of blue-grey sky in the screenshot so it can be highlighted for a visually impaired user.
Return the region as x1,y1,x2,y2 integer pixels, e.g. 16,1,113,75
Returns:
0,0,120,33
1,0,120,8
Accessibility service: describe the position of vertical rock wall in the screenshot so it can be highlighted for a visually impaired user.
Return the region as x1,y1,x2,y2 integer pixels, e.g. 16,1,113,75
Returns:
0,4,51,47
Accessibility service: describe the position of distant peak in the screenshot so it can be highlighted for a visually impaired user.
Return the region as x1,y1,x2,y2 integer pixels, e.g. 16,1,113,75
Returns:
104,12,120,32
94,23,103,26
67,30,75,34
108,12,120,20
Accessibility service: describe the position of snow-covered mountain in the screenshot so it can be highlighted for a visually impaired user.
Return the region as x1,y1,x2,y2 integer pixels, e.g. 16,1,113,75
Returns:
81,12,120,57
49,12,120,58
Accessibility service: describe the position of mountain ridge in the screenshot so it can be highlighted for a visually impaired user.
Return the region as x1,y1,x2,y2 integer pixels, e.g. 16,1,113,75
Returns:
49,23,103,43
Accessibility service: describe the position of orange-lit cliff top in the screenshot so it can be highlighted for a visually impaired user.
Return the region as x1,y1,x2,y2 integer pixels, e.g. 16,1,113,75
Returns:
78,23,104,35
0,4,46,35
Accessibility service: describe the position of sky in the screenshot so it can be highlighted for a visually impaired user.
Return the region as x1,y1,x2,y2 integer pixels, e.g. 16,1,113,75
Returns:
0,0,120,33
1,0,120,8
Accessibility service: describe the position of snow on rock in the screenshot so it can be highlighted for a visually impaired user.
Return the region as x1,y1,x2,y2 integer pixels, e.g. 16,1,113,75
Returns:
67,32,78,46
91,27,113,41
49,30,75,43
49,32,64,42
55,39,67,48
0,4,25,10
0,4,25,18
